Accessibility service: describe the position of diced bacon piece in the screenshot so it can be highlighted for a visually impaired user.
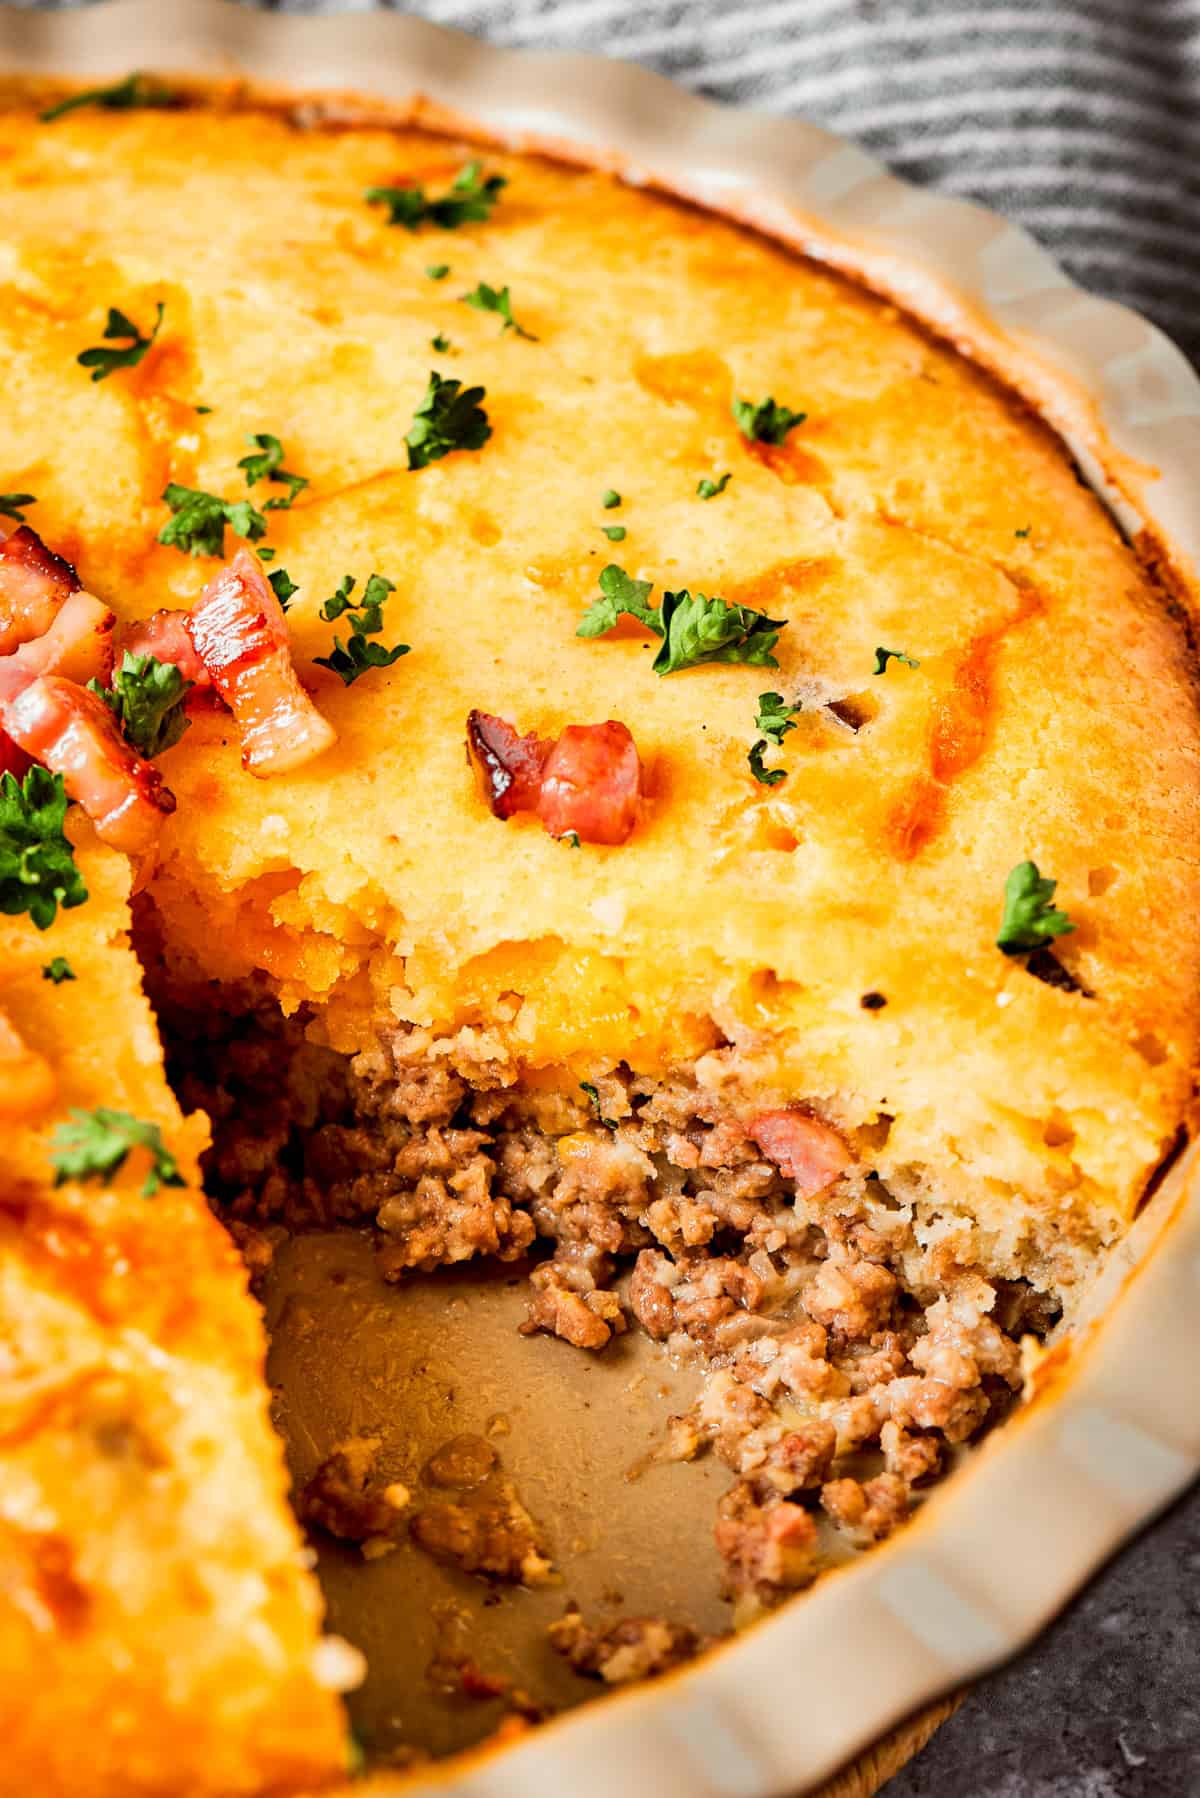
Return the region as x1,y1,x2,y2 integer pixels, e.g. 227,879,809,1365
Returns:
536,722,642,845
748,1109,852,1199
0,674,174,857
466,710,551,819
120,607,210,686
186,550,336,775
12,589,115,687
0,525,80,655
0,1012,57,1119
0,661,33,783
0,731,31,782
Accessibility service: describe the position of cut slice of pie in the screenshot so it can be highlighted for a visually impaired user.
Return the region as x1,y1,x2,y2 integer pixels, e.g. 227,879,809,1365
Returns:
0,844,349,1795
1,80,1198,1792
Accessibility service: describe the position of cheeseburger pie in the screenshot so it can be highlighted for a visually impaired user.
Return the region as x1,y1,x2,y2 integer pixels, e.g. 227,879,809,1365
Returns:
0,78,1198,1797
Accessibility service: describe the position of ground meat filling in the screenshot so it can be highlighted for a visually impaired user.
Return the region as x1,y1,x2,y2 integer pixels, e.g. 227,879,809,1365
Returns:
163,998,1053,1609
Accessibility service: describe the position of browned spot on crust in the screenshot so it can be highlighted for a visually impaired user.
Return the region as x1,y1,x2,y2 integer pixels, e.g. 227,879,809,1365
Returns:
634,348,729,408
886,585,1044,860
18,1530,91,1634
742,436,830,487
723,555,833,612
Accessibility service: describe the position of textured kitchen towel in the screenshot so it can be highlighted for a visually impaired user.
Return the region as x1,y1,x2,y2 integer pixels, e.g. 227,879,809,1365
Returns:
16,0,1200,363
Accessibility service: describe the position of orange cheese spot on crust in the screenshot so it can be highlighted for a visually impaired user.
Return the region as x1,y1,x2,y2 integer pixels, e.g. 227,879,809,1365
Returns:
634,348,730,408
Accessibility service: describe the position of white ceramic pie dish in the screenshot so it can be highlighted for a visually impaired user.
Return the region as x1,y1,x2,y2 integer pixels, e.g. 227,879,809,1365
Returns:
3,5,1200,1795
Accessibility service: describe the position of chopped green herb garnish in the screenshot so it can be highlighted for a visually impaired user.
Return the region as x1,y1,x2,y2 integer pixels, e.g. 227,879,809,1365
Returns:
89,652,192,758
426,264,450,281
195,404,213,415
602,489,621,510
258,546,277,563
747,692,802,786
404,370,491,470
50,1107,184,1198
0,767,88,930
997,861,1076,957
872,647,921,675
754,691,802,745
268,568,298,609
577,564,784,676
367,160,506,231
237,432,308,509
576,564,659,637
431,333,452,353
603,525,627,542
697,473,731,499
315,573,409,686
157,483,267,557
77,302,164,382
40,72,175,123
732,395,806,445
1015,526,1031,538
560,831,582,848
460,281,536,340
748,741,787,786
42,956,75,983
0,492,35,524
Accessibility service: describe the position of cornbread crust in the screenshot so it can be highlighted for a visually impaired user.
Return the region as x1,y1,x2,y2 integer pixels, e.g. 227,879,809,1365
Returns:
2,82,1200,1792
0,846,346,1797
1,99,1195,1258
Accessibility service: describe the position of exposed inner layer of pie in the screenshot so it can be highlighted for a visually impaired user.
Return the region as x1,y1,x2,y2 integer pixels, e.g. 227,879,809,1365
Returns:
1,80,1198,1797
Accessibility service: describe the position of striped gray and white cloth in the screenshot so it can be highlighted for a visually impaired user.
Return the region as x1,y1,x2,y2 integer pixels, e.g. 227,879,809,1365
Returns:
19,1,1200,362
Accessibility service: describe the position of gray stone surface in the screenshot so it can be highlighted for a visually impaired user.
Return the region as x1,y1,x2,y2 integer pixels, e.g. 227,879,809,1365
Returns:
883,1488,1200,1795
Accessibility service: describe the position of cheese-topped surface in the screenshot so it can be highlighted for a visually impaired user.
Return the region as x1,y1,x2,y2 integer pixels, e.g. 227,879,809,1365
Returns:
2,96,1199,1243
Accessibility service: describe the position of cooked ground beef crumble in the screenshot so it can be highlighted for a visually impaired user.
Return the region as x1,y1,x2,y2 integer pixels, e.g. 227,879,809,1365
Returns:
160,988,1058,1621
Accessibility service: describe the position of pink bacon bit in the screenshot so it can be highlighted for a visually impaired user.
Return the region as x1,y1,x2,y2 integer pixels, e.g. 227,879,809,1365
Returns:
466,710,551,818
12,588,115,687
748,1109,852,1199
0,525,81,655
119,607,209,687
466,711,644,846
0,673,175,858
186,549,336,775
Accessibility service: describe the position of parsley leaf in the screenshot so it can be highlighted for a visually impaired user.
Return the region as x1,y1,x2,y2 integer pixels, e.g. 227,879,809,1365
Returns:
42,956,76,983
732,395,806,445
431,333,452,353
460,281,536,340
40,72,175,123
427,264,450,280
268,568,298,609
748,692,801,784
404,371,491,470
577,566,785,675
50,1107,184,1198
602,489,621,510
237,432,308,509
697,473,731,499
748,741,787,786
0,492,36,524
366,160,507,231
603,525,627,542
158,483,267,557
754,691,802,745
78,302,164,383
1015,525,1031,539
89,652,192,758
872,647,921,675
576,564,659,638
996,861,1076,956
0,767,88,930
560,830,582,848
652,588,784,675
315,573,410,686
